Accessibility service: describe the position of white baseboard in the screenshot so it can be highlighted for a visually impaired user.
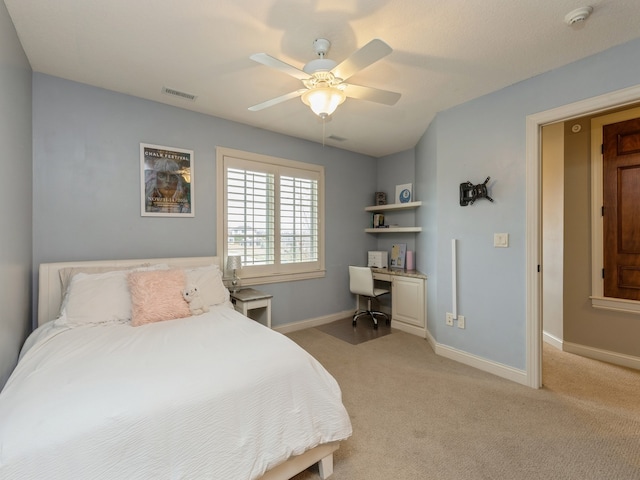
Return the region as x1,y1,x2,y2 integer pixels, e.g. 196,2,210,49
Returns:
563,341,640,371
281,317,530,386
426,329,528,386
425,329,437,351
273,310,354,334
543,331,563,350
390,320,426,338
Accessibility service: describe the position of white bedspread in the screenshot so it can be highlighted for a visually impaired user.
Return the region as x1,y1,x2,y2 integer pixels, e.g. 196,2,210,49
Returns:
0,306,352,479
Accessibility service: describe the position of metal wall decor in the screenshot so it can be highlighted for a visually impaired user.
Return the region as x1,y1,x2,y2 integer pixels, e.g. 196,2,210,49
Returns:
459,176,493,206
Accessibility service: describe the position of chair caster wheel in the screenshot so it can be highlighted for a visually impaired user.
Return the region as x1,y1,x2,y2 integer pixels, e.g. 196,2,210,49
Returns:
373,324,378,330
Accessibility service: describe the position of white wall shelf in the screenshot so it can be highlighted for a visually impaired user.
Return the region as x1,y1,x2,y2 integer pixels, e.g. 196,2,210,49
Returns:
365,201,422,233
365,201,422,212
365,227,422,233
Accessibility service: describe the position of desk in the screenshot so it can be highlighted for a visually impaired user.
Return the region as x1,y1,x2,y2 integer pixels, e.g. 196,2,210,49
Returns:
230,288,272,328
371,268,427,338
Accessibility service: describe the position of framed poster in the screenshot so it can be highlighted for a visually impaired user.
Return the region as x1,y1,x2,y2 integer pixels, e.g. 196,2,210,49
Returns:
140,143,194,217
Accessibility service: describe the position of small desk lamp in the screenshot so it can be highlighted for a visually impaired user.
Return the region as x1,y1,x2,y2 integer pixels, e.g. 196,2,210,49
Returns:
226,255,242,293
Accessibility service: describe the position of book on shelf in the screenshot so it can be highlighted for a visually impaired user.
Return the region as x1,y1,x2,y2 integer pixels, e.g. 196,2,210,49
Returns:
372,213,385,227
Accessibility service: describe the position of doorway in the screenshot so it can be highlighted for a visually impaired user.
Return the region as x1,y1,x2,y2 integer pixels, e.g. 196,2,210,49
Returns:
526,84,640,388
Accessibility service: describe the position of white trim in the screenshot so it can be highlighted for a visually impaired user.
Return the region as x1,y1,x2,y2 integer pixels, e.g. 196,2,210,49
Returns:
425,328,437,351
542,331,563,351
273,309,354,334
526,83,640,389
435,340,528,386
563,341,640,371
235,269,326,287
526,113,543,388
590,295,640,314
390,320,427,338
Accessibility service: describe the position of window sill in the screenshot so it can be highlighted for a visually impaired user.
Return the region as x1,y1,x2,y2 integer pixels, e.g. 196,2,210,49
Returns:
225,269,326,288
590,296,640,315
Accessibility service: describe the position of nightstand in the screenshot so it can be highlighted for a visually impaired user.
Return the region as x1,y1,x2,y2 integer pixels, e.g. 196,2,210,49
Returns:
229,288,273,328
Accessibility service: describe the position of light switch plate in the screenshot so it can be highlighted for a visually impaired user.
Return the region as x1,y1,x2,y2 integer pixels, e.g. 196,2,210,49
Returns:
494,233,509,248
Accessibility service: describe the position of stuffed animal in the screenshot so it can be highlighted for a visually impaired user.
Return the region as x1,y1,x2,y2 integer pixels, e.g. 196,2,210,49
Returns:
182,284,209,316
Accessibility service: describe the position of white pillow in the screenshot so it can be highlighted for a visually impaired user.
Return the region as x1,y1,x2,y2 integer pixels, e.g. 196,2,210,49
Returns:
58,263,150,298
56,263,170,319
56,264,147,319
60,270,132,326
184,265,230,306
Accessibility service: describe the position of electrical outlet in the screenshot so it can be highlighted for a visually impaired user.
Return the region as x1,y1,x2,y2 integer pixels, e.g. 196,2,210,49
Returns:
457,315,465,329
446,312,454,326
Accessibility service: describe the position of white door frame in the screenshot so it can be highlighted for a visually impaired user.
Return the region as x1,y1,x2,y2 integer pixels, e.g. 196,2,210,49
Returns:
525,85,640,388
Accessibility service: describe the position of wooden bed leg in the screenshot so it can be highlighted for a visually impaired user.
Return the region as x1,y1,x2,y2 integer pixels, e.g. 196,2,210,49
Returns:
318,453,334,479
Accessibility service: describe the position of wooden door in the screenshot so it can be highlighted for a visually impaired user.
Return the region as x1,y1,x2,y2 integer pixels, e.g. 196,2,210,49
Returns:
603,117,640,300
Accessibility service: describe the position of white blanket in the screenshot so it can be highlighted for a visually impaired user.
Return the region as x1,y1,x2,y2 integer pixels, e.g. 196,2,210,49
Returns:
0,306,352,479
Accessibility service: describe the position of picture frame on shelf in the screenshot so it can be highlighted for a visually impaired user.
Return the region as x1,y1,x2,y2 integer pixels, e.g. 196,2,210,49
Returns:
395,183,412,204
375,191,387,205
390,243,407,269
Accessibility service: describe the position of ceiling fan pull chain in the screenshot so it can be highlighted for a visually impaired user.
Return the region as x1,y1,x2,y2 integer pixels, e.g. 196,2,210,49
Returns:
322,118,326,147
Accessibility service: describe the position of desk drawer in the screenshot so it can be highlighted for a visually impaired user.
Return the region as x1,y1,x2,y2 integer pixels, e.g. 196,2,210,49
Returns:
373,272,392,282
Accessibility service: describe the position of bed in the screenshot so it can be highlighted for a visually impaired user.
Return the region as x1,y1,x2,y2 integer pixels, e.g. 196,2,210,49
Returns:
0,256,352,480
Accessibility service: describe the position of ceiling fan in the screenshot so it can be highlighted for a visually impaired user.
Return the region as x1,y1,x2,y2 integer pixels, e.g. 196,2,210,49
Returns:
248,38,401,119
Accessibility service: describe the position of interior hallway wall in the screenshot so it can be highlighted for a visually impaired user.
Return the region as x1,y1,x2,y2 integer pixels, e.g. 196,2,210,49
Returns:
563,111,640,359
541,122,564,348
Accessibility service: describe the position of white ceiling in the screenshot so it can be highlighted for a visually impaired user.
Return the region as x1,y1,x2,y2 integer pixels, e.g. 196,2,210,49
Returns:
5,0,640,157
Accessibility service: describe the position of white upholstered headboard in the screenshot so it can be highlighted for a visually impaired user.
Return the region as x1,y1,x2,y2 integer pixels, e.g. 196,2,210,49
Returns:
37,256,221,327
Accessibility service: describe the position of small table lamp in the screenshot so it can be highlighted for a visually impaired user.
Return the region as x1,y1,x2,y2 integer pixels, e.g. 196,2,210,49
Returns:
226,255,242,293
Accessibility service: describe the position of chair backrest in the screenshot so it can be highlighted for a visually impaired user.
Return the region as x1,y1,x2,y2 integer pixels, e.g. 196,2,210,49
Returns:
349,266,375,297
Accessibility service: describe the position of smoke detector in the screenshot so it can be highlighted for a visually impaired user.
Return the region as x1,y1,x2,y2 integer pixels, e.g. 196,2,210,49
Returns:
564,6,593,26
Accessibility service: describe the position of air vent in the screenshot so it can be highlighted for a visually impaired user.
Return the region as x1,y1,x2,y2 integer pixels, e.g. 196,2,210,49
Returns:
161,86,197,102
327,134,347,142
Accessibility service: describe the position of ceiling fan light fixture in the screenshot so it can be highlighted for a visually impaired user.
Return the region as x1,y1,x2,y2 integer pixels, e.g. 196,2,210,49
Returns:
301,86,346,118
303,58,338,74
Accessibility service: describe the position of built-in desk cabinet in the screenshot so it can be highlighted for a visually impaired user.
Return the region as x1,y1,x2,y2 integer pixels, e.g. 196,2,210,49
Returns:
372,269,426,338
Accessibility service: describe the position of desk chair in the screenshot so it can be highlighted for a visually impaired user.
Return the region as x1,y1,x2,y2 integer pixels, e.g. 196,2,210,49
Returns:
349,266,390,329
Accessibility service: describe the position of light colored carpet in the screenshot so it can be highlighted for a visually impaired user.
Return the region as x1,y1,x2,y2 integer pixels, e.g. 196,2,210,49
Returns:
286,328,640,480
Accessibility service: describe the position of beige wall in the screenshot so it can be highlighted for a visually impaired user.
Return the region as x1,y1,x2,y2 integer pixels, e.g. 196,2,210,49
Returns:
542,123,564,346
562,112,640,358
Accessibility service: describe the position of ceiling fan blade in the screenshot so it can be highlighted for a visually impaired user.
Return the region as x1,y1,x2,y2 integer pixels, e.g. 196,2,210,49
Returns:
331,39,393,81
344,83,401,106
250,53,310,80
248,89,307,112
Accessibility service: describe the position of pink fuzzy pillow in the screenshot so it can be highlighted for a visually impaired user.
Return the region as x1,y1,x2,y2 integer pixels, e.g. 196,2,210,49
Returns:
128,269,190,326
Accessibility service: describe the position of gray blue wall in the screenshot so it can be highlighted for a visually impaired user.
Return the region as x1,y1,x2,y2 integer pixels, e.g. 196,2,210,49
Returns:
418,37,640,370
0,1,32,387
32,73,378,328
415,120,438,340
374,149,417,255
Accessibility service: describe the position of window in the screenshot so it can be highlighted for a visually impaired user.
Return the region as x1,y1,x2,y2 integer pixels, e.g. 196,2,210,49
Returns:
216,147,325,285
